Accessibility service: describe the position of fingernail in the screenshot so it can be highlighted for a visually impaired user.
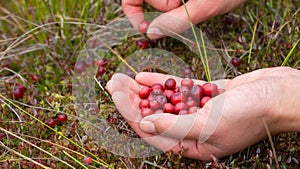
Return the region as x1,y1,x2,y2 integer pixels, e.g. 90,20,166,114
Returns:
147,27,163,39
140,121,156,134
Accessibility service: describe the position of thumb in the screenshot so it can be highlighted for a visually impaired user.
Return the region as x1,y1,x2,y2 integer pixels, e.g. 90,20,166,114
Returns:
146,0,216,39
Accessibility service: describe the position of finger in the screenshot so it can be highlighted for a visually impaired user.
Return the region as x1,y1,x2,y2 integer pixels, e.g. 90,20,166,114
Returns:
147,0,216,39
122,0,145,30
106,73,140,94
139,110,207,140
112,91,185,151
145,0,182,12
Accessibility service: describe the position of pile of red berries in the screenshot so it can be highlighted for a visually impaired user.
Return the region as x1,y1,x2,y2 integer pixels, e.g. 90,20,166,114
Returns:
138,78,222,117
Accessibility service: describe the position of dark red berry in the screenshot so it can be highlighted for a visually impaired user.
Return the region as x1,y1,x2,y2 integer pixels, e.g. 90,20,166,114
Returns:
136,39,149,49
97,66,106,76
190,85,204,100
139,21,150,33
139,99,150,109
83,157,92,165
163,103,174,114
181,78,194,88
178,110,189,115
164,78,176,90
170,92,187,105
183,67,192,78
186,99,197,108
178,86,190,96
163,90,174,101
231,57,241,67
174,102,188,114
202,83,218,97
200,96,211,107
149,100,160,110
155,95,167,108
11,88,24,100
96,58,108,67
152,83,164,91
141,108,153,117
139,86,152,99
57,113,67,123
107,116,117,123
74,61,87,73
45,118,56,128
30,74,42,82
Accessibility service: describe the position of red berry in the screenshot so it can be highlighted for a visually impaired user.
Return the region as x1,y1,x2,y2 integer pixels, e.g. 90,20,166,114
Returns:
163,90,174,101
83,157,92,165
183,67,192,78
97,66,106,76
163,103,175,114
136,39,149,49
152,83,164,91
57,113,67,123
74,61,87,73
152,88,164,95
164,78,176,90
139,86,152,99
190,85,204,100
188,106,198,114
139,21,150,33
186,99,197,108
178,86,190,96
139,99,150,109
96,59,108,67
174,102,188,114
45,118,56,128
30,74,42,82
147,94,156,101
141,108,153,117
16,83,26,91
178,110,189,115
155,95,167,108
202,83,218,97
181,78,194,88
231,57,241,67
11,87,24,100
170,92,187,105
200,96,211,107
149,100,160,110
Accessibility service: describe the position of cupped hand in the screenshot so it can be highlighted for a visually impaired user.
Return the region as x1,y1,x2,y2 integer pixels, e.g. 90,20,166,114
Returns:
122,0,246,39
106,67,300,161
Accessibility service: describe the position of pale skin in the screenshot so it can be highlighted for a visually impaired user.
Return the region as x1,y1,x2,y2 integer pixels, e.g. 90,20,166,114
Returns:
105,0,300,161
106,67,300,161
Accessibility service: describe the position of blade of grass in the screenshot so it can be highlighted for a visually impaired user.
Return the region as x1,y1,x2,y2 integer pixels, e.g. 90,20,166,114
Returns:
18,133,106,167
248,19,258,64
63,151,88,169
281,38,300,66
101,41,138,74
262,118,280,169
0,127,76,169
0,93,109,168
181,0,211,81
0,141,52,169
